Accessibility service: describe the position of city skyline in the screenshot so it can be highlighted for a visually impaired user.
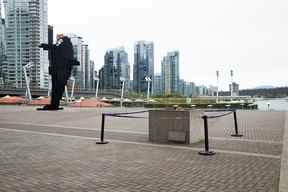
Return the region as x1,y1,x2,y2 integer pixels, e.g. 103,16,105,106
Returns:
48,0,288,91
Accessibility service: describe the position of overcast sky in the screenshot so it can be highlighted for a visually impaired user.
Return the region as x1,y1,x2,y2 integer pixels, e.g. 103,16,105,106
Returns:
48,0,288,90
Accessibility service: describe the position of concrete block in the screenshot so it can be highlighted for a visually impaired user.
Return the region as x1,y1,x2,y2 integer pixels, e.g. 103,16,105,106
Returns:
149,110,204,144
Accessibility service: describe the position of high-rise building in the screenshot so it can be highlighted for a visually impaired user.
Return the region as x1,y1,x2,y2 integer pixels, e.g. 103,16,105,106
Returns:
197,85,209,96
81,44,90,89
153,73,162,96
65,34,92,90
66,33,82,89
89,60,95,89
99,47,129,90
229,82,239,96
48,25,53,44
161,51,180,95
178,79,185,96
208,85,217,96
133,41,154,93
3,0,49,88
0,2,6,85
184,82,195,97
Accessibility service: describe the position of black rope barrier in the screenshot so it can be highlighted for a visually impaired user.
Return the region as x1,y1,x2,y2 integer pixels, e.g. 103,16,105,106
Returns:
199,109,244,156
96,114,109,144
199,115,216,156
107,115,146,119
205,111,234,119
205,109,243,136
96,110,149,145
105,110,149,116
231,111,243,137
95,109,243,152
205,109,235,112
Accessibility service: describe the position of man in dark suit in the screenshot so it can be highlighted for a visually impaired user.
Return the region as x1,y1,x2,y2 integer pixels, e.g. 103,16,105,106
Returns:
39,34,77,110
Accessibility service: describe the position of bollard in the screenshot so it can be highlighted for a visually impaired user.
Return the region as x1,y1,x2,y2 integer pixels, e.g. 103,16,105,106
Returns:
96,114,109,144
231,110,243,137
199,115,215,156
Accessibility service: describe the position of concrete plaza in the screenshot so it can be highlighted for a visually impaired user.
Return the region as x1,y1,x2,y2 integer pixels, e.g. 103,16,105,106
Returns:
0,105,287,192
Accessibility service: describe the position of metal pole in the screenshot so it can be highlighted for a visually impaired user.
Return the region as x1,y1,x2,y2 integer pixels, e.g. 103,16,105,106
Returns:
23,65,32,102
70,78,75,102
95,79,99,98
96,114,109,144
199,115,215,156
120,80,125,108
65,85,69,104
48,75,52,97
230,70,233,102
216,71,219,103
147,80,150,102
231,110,243,137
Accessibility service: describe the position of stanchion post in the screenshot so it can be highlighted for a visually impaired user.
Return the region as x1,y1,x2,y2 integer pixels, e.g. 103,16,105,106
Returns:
96,113,109,144
199,115,215,156
231,110,243,137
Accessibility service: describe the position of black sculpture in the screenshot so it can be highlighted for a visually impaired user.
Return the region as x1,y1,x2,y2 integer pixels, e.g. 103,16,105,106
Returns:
38,34,79,110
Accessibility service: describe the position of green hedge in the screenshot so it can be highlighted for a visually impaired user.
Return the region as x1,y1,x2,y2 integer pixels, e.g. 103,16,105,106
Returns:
144,103,258,109
106,101,144,107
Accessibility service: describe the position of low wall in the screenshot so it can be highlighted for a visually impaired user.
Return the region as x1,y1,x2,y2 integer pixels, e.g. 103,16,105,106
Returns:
279,112,288,192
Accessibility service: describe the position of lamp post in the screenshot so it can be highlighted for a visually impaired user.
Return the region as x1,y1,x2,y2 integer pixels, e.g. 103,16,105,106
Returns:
120,77,125,108
69,76,75,102
23,62,33,103
64,85,69,104
230,70,233,101
145,76,152,103
64,77,76,103
216,70,219,103
47,75,52,97
94,76,100,99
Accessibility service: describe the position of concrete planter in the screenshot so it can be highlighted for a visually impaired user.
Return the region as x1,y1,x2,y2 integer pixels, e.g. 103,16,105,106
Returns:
149,110,204,144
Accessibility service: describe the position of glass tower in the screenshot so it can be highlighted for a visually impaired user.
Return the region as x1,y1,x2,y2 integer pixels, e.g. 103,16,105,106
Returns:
99,47,129,90
3,0,48,88
0,1,6,85
133,41,154,93
161,51,180,95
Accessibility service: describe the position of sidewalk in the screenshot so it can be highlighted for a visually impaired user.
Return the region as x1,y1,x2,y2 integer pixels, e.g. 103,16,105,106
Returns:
0,105,285,192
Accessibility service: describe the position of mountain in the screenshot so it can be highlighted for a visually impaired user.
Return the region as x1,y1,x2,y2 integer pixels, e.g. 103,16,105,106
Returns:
253,85,275,89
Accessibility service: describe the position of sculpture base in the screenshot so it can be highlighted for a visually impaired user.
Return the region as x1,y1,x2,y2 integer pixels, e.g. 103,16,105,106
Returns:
231,134,243,137
37,107,63,111
198,151,216,156
96,141,109,144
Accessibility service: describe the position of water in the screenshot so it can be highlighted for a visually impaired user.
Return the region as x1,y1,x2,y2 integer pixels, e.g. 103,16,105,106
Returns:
255,98,288,111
